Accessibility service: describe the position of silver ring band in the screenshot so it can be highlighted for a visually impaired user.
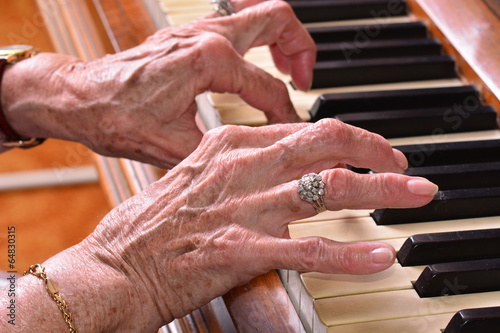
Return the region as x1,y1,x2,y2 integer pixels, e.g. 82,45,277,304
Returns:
211,0,235,16
298,173,327,213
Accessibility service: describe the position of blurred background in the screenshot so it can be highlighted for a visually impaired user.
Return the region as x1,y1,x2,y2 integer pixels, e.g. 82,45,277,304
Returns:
0,0,110,272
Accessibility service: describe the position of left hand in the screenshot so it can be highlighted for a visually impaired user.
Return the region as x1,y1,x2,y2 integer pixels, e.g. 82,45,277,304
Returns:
1,1,315,167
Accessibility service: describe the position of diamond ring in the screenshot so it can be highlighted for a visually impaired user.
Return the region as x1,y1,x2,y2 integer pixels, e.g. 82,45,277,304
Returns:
211,0,235,16
298,173,327,213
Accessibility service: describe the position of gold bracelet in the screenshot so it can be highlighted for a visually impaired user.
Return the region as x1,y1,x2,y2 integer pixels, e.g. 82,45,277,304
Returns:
24,264,79,333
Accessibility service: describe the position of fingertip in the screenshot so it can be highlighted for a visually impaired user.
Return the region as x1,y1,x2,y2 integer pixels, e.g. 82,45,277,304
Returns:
290,54,315,92
344,242,396,274
407,178,439,196
370,247,396,265
392,148,408,172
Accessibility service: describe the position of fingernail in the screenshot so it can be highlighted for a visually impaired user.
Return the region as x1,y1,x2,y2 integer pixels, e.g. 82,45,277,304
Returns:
370,248,394,264
407,179,439,196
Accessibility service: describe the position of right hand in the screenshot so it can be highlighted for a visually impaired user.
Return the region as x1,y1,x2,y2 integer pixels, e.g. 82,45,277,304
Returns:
78,119,437,330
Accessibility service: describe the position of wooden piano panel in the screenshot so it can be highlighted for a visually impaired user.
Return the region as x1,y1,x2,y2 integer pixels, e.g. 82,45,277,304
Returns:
408,0,500,113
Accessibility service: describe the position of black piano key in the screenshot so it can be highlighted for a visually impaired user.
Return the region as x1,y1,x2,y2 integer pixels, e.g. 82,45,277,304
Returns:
371,187,500,225
333,106,497,138
308,21,428,44
404,162,500,190
395,139,500,168
312,55,456,88
316,38,442,62
309,86,480,121
413,258,500,298
397,228,500,266
444,306,500,333
288,0,407,23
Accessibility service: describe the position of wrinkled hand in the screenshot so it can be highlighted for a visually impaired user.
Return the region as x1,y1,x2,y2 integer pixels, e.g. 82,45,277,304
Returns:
2,1,315,167
83,119,438,329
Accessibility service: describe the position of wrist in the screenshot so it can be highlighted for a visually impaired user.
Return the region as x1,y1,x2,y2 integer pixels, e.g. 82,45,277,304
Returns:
1,52,83,143
12,241,163,333
0,45,45,149
48,242,163,332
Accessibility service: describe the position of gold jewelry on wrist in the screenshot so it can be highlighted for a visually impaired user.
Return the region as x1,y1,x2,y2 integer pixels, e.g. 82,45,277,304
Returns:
0,45,45,148
24,264,79,333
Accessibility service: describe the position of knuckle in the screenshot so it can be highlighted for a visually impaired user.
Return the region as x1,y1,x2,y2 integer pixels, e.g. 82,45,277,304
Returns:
376,173,405,198
267,0,295,19
332,245,362,274
185,32,235,73
269,140,294,167
318,117,354,133
204,125,247,146
295,237,327,271
202,126,263,173
196,32,233,56
209,227,250,265
323,168,352,203
315,118,351,140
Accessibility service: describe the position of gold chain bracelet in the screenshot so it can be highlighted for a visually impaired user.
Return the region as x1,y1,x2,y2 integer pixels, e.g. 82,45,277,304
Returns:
24,264,79,333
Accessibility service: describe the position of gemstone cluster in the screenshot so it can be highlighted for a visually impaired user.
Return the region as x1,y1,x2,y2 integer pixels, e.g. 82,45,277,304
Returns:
298,173,325,203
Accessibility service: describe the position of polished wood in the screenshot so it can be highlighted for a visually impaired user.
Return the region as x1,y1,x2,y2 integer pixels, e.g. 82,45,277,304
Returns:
92,0,157,51
484,0,500,17
408,0,500,113
223,270,306,332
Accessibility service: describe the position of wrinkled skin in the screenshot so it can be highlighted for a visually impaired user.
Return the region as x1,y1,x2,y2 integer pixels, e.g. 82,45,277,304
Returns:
1,1,315,167
63,119,434,331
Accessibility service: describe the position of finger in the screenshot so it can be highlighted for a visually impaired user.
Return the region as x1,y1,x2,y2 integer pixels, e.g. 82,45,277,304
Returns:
199,1,316,91
269,44,291,75
196,33,302,123
321,170,438,210
263,118,409,176
261,237,397,275
250,169,438,227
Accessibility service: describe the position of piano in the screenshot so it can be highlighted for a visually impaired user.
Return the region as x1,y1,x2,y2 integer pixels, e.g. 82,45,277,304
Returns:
36,0,500,331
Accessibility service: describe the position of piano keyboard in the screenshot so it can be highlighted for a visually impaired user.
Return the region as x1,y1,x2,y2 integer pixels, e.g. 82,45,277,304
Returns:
158,0,500,332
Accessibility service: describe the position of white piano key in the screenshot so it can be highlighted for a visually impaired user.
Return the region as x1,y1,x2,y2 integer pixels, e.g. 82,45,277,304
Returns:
388,129,500,146
159,0,211,26
323,313,455,333
288,216,500,243
301,264,423,298
303,16,413,29
315,289,500,327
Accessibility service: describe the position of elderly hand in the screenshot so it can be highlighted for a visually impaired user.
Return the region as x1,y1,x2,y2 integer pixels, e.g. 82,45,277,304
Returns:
47,119,437,332
1,1,315,167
